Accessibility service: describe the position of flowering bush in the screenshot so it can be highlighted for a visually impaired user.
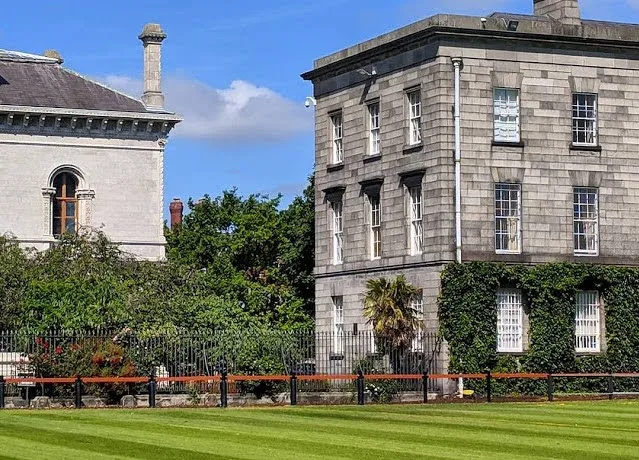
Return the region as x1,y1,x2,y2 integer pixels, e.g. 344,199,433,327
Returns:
29,337,137,404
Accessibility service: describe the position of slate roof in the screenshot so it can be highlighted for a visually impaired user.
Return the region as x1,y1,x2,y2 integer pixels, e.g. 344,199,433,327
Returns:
0,49,152,113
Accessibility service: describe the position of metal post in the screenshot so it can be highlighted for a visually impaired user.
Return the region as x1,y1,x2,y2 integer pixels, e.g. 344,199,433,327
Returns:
547,374,554,402
0,376,5,409
485,370,492,403
422,372,429,403
290,372,298,406
220,372,228,408
608,373,614,400
74,376,83,409
148,373,156,408
357,370,365,405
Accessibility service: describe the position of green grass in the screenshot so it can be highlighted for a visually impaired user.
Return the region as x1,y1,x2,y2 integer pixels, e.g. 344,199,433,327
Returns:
1,401,639,459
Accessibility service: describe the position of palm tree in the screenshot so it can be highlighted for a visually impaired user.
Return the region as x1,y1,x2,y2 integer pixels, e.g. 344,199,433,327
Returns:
363,275,421,351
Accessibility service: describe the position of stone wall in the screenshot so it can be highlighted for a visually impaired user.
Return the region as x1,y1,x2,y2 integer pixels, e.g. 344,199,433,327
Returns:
0,133,165,260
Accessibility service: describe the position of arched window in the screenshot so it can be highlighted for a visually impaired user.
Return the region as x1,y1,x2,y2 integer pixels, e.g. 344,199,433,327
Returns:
52,172,78,237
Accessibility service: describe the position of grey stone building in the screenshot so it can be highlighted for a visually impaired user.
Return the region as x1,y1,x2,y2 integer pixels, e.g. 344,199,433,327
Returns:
302,0,639,365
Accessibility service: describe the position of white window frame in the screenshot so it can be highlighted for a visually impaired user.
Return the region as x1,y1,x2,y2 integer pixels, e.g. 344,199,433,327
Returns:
496,289,523,353
575,291,601,353
331,113,343,164
493,88,520,143
407,90,422,145
573,187,599,256
572,93,598,146
369,194,381,260
408,186,423,255
495,183,522,254
411,291,424,352
332,296,345,355
331,201,343,265
368,102,381,156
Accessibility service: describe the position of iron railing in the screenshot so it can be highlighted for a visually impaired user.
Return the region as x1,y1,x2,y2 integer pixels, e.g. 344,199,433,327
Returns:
0,329,444,398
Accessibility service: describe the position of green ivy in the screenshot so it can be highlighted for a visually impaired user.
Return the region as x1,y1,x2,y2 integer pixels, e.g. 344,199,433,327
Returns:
438,262,639,395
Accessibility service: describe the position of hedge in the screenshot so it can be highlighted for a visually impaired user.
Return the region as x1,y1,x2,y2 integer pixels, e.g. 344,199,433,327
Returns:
438,262,639,395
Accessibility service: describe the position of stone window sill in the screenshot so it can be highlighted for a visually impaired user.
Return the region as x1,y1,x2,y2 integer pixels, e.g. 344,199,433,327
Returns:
363,154,382,164
403,143,423,154
492,140,525,148
327,163,344,172
570,144,602,153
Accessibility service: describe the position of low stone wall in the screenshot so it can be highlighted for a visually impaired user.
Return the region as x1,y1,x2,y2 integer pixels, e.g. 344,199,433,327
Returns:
2,390,443,409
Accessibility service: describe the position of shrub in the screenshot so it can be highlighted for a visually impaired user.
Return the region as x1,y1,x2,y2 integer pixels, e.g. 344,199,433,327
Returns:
30,337,137,404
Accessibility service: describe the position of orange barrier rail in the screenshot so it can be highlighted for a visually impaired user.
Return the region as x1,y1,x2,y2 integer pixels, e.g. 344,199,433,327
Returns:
2,371,639,409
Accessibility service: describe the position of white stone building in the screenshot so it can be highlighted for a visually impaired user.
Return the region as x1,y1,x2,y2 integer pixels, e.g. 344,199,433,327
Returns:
0,24,180,260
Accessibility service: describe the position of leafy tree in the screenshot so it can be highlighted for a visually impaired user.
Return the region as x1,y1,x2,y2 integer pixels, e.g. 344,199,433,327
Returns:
165,176,315,327
363,275,421,350
279,174,315,316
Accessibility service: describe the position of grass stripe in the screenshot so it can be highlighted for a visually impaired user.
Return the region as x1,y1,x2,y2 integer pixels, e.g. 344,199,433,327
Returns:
0,401,638,459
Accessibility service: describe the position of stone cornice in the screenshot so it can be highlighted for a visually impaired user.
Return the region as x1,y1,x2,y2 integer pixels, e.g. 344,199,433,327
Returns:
0,108,179,141
0,104,182,122
302,25,639,82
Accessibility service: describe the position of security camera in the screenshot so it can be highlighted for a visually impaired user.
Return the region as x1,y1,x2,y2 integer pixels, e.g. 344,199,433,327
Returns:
305,96,316,108
305,99,311,108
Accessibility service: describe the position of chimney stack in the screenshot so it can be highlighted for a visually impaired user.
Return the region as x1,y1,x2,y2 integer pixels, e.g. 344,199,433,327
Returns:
169,198,183,229
533,0,581,25
138,23,167,110
43,49,64,64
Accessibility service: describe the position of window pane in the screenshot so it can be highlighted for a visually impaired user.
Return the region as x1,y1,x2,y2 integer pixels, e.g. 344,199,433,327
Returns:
575,291,601,352
53,218,62,236
493,88,520,142
495,183,521,253
572,93,597,145
66,202,76,218
497,289,523,352
573,187,598,255
65,218,76,234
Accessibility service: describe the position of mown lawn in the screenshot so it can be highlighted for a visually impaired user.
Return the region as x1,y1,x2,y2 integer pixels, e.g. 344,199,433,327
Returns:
0,401,638,459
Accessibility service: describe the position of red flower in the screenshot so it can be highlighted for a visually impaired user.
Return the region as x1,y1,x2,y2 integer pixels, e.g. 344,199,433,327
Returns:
35,337,42,345
55,346,63,355
43,341,50,350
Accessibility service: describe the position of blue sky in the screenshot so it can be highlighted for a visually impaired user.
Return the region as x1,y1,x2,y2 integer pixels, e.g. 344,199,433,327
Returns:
2,0,638,214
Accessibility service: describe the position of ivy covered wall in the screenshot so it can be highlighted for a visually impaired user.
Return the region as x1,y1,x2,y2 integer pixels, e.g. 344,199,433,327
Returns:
438,262,639,394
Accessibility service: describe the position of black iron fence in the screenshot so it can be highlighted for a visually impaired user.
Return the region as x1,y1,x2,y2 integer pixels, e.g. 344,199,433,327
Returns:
0,329,444,402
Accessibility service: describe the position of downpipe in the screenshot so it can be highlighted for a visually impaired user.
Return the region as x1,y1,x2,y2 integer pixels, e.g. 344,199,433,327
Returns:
452,57,463,264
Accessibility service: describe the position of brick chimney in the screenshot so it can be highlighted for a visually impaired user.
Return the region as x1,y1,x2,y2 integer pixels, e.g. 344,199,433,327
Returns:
169,198,183,229
138,23,167,110
533,0,581,25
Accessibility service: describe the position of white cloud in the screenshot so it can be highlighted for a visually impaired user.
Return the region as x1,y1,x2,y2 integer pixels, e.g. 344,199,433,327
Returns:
102,75,312,144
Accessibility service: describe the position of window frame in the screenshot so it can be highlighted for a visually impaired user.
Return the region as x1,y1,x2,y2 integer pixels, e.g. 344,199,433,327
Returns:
369,194,381,260
572,93,598,147
368,101,381,156
407,89,422,146
330,200,344,265
495,183,522,254
330,112,344,164
575,291,601,353
408,185,423,255
496,289,524,353
573,187,599,256
332,296,345,355
493,88,520,143
52,172,78,238
411,291,424,352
